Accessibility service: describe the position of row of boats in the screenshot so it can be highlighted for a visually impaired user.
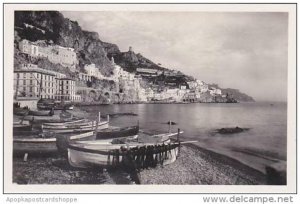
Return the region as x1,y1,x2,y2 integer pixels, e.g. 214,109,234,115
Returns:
13,109,193,170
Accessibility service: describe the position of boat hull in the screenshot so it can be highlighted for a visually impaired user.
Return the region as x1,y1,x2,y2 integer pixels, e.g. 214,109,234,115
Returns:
13,108,29,116
42,119,86,126
29,110,54,116
96,126,139,139
13,124,32,131
13,131,95,156
67,143,179,169
42,121,109,133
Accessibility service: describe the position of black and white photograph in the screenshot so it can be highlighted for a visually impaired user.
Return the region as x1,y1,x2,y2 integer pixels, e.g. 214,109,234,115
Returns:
2,3,297,194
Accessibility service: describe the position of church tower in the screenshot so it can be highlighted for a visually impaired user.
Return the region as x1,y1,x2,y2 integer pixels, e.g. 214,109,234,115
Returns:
111,56,115,64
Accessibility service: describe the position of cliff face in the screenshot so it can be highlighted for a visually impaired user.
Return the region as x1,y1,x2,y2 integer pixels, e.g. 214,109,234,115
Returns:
14,11,255,103
108,50,167,73
14,11,164,75
15,11,117,76
209,84,255,102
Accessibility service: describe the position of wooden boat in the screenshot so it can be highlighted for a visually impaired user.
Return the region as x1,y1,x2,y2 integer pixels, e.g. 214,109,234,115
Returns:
96,125,139,139
37,98,74,110
31,117,84,125
42,118,86,126
13,123,32,131
54,104,74,110
13,129,41,137
37,98,55,110
28,109,54,116
42,120,96,129
85,131,183,146
13,119,30,125
42,120,109,134
13,107,29,116
13,131,95,155
66,137,180,169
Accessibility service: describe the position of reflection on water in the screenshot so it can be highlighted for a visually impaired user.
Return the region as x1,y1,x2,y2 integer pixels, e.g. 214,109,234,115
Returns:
81,102,287,172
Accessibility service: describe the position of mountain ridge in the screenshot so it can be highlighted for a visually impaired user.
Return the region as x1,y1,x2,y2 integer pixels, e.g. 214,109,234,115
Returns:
14,11,255,102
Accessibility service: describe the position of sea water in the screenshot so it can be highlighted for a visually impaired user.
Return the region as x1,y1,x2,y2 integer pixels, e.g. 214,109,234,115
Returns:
81,102,287,173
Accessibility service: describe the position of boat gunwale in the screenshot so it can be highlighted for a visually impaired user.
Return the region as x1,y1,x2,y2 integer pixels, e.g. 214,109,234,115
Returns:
68,141,179,156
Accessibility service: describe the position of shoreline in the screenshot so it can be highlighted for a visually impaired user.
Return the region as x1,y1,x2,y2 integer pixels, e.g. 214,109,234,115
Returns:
139,144,266,185
12,142,267,185
13,105,277,185
73,101,247,107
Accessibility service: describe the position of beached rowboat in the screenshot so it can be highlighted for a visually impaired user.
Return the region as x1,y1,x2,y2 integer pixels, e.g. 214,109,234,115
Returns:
42,121,109,134
42,118,86,126
28,109,54,116
66,138,179,169
13,123,32,131
42,120,97,129
30,117,84,125
13,107,29,116
60,130,184,169
13,131,95,155
96,125,139,139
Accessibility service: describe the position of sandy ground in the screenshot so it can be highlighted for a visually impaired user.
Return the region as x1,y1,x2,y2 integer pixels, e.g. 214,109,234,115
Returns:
13,144,266,185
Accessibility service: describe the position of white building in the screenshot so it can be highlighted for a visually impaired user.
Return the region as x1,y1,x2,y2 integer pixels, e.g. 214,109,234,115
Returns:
14,66,56,99
21,64,66,79
56,78,81,102
84,64,98,77
19,39,77,70
209,87,222,96
14,64,80,102
78,72,92,82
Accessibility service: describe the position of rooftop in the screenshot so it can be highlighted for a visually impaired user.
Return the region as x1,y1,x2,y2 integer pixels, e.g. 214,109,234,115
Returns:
14,68,56,76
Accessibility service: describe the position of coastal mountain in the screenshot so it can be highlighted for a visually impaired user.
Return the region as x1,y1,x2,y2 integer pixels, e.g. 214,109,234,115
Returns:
14,11,165,75
14,11,255,102
209,84,255,102
107,49,167,73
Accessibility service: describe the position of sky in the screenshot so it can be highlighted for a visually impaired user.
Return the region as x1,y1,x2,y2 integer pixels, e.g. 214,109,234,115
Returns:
61,11,288,102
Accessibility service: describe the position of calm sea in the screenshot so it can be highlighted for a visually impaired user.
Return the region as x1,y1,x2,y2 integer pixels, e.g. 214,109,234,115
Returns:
80,102,287,173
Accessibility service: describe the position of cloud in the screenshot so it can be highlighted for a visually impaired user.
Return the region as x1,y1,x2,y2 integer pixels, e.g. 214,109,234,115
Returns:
61,11,288,101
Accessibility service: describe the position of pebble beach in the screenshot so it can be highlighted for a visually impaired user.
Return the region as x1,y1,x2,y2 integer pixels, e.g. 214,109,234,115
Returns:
13,144,266,185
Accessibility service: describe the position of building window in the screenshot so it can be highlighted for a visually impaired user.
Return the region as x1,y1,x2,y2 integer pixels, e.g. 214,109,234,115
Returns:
37,73,39,79
66,86,68,89
23,80,26,85
30,80,33,85
23,87,26,91
23,73,26,78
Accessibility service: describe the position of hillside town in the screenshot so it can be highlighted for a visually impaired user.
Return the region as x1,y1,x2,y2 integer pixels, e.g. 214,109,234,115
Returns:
14,39,232,107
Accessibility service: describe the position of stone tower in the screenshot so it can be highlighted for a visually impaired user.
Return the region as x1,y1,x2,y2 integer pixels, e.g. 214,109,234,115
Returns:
129,46,133,52
111,56,115,64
